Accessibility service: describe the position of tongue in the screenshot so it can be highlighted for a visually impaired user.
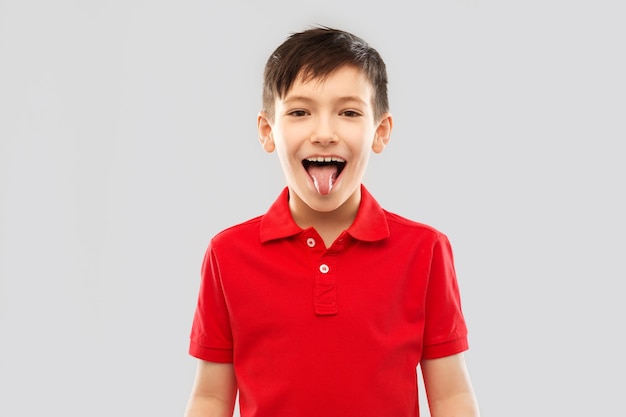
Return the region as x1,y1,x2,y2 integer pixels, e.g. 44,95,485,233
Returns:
307,165,338,195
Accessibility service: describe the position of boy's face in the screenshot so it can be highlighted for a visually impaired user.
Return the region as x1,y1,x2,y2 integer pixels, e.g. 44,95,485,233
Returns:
258,65,392,216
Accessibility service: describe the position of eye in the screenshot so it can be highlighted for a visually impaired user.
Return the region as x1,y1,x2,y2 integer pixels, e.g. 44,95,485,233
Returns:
288,110,309,117
341,110,361,117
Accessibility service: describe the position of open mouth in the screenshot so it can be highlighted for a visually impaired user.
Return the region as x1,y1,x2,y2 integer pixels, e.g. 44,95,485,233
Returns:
302,156,347,195
302,156,347,175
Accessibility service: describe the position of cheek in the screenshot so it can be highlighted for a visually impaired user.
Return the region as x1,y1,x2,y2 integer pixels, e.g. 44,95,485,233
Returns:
274,139,299,168
346,128,375,152
344,122,373,139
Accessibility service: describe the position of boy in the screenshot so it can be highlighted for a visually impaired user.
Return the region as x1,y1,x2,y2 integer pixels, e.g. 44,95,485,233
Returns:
184,27,480,417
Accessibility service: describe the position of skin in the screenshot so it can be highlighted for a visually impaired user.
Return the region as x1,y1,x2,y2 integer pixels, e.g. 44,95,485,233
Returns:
422,353,481,417
184,361,237,417
184,65,480,417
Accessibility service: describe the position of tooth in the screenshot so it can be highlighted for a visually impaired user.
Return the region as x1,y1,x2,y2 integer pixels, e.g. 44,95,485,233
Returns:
306,156,345,163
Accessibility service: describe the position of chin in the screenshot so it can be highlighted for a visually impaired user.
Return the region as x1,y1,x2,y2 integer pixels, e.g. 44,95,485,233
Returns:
314,189,358,211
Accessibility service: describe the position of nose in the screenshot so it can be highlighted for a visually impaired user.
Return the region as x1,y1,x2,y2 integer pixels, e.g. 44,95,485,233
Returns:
310,116,338,145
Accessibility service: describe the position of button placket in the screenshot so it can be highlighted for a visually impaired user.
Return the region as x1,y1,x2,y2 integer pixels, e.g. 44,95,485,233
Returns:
313,257,337,316
302,230,340,316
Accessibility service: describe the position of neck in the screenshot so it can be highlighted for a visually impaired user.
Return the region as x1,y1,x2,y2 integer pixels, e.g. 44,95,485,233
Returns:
288,188,361,248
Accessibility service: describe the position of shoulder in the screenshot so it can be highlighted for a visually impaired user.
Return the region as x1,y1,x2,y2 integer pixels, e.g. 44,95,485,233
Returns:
210,214,264,247
383,209,445,239
380,209,454,255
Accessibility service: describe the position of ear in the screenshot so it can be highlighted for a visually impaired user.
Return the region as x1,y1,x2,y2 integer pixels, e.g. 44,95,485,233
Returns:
257,112,275,153
372,113,393,154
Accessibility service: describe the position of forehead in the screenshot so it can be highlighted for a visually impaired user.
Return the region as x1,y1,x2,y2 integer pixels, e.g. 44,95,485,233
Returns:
282,65,374,104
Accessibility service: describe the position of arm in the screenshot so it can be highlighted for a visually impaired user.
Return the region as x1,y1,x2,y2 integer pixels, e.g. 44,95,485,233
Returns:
421,353,480,417
184,360,238,417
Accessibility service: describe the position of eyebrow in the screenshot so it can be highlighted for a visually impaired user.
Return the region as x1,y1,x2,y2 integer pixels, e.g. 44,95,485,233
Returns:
283,95,368,106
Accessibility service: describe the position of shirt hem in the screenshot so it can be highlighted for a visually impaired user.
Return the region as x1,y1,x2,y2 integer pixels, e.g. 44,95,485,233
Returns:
189,341,233,363
421,336,469,360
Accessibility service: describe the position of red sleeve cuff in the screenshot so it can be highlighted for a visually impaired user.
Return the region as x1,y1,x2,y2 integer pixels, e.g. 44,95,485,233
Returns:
422,336,469,360
189,340,233,363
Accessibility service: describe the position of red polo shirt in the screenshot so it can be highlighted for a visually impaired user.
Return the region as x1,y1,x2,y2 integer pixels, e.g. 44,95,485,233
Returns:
189,185,468,417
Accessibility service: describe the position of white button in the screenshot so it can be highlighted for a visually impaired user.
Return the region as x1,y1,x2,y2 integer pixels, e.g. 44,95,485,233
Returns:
319,264,329,274
306,238,316,248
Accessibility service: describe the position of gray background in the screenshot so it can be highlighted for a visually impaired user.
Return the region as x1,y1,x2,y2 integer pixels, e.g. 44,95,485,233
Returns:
1,0,624,416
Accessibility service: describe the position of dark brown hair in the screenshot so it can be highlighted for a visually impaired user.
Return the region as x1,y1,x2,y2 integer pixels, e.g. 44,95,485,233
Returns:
262,26,389,121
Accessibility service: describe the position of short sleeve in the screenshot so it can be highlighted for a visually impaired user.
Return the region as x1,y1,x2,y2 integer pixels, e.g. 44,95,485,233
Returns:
189,242,234,363
421,234,469,359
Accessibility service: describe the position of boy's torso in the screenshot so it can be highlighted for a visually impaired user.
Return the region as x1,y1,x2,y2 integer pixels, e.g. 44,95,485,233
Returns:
190,186,468,417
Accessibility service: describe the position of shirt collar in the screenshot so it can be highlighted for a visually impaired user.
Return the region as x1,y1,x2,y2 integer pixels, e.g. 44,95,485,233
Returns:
259,185,389,243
